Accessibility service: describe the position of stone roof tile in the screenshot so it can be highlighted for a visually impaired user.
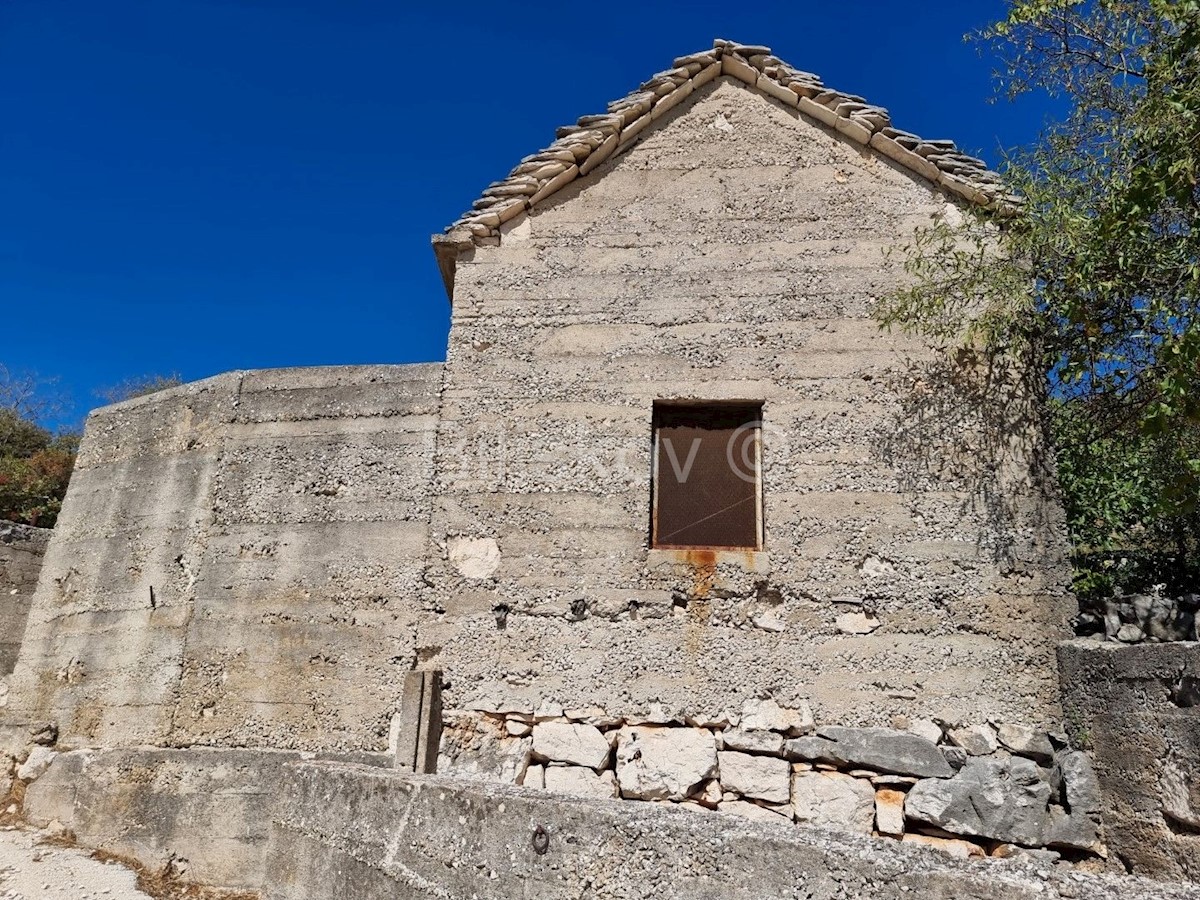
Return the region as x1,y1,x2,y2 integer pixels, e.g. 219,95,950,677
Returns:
431,38,1011,299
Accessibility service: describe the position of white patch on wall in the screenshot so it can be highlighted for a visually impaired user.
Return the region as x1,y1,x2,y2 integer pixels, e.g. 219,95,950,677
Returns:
938,201,965,229
709,113,734,132
500,215,532,242
447,536,501,579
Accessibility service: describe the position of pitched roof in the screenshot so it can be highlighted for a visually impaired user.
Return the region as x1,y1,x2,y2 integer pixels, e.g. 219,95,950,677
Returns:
431,38,1012,299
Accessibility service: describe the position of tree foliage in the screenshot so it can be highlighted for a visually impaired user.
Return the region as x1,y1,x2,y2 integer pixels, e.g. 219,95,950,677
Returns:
0,367,77,528
876,1,1200,603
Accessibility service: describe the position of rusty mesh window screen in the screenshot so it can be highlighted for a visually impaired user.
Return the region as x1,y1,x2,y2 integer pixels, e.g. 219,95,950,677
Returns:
652,404,762,550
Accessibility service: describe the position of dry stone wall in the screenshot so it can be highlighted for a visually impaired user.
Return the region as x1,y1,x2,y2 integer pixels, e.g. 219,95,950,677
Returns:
3,365,441,753
0,524,50,676
425,75,1075,733
440,698,1104,862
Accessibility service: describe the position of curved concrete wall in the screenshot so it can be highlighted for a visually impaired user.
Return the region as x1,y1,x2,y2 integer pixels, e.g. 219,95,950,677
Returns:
5,365,442,752
0,523,51,675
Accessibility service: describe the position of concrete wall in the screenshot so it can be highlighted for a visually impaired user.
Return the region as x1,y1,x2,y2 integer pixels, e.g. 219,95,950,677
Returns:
1058,640,1200,880
0,523,50,675
21,747,327,892
425,76,1075,730
261,762,1190,900
2,78,1075,765
4,365,442,753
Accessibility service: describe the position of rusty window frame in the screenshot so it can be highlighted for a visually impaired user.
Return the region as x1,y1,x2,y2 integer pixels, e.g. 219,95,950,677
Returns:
650,402,764,551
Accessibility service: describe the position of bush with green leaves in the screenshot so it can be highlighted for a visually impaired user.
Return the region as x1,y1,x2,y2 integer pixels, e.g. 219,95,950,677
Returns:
877,0,1200,605
0,407,77,528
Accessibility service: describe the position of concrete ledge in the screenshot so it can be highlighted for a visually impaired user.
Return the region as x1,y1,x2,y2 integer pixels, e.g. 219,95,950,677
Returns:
22,747,386,893
263,762,1190,900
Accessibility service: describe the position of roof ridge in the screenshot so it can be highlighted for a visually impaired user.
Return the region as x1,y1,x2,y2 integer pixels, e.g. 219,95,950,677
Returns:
431,38,1015,296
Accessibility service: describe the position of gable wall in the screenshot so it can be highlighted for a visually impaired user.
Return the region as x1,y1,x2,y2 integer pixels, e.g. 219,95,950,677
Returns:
428,78,1075,730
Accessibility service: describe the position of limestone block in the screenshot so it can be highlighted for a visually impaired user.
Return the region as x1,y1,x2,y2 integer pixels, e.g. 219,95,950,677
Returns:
615,726,717,801
906,756,1051,846
901,833,985,859
785,727,953,778
544,765,619,800
16,746,57,783
875,788,905,836
693,778,722,809
1045,750,1103,852
521,763,545,789
907,719,942,745
720,730,784,756
532,722,610,771
718,799,790,824
996,724,1054,763
563,707,622,729
790,771,874,834
740,698,812,736
439,719,531,784
505,719,532,738
718,751,790,804
720,53,758,85
947,724,999,756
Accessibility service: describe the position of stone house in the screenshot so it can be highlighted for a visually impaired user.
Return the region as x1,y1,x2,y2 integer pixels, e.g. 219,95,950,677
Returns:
3,38,1193,898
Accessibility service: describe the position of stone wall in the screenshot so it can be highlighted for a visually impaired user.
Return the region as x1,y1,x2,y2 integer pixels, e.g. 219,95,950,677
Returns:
262,762,1190,900
440,696,1103,861
3,365,442,753
1058,640,1200,880
0,523,50,676
425,75,1075,732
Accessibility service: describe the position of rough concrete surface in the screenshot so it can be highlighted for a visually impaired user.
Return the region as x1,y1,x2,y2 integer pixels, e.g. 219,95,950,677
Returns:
426,76,1075,731
4,365,441,753
262,762,1194,900
0,824,151,900
0,525,50,676
0,57,1126,900
1058,640,1200,881
20,747,368,893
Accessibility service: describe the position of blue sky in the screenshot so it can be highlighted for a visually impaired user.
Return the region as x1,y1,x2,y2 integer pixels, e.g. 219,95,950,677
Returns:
1,0,1056,429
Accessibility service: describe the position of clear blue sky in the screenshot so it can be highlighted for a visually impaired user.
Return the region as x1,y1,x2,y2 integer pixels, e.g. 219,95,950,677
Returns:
1,0,1055,429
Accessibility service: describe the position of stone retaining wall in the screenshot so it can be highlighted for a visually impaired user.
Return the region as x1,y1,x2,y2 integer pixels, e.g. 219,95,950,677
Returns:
0,523,50,676
1058,640,1200,881
440,697,1102,862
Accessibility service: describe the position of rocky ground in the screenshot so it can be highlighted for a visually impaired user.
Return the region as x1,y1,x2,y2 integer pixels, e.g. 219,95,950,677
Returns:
0,824,151,899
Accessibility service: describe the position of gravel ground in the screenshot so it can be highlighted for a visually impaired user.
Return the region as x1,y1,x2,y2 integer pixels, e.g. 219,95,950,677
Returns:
0,825,152,900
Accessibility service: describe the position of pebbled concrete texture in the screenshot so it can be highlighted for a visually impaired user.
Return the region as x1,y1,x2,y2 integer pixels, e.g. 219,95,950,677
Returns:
1058,640,1200,881
0,524,50,677
425,76,1075,729
3,365,442,753
261,761,1195,900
